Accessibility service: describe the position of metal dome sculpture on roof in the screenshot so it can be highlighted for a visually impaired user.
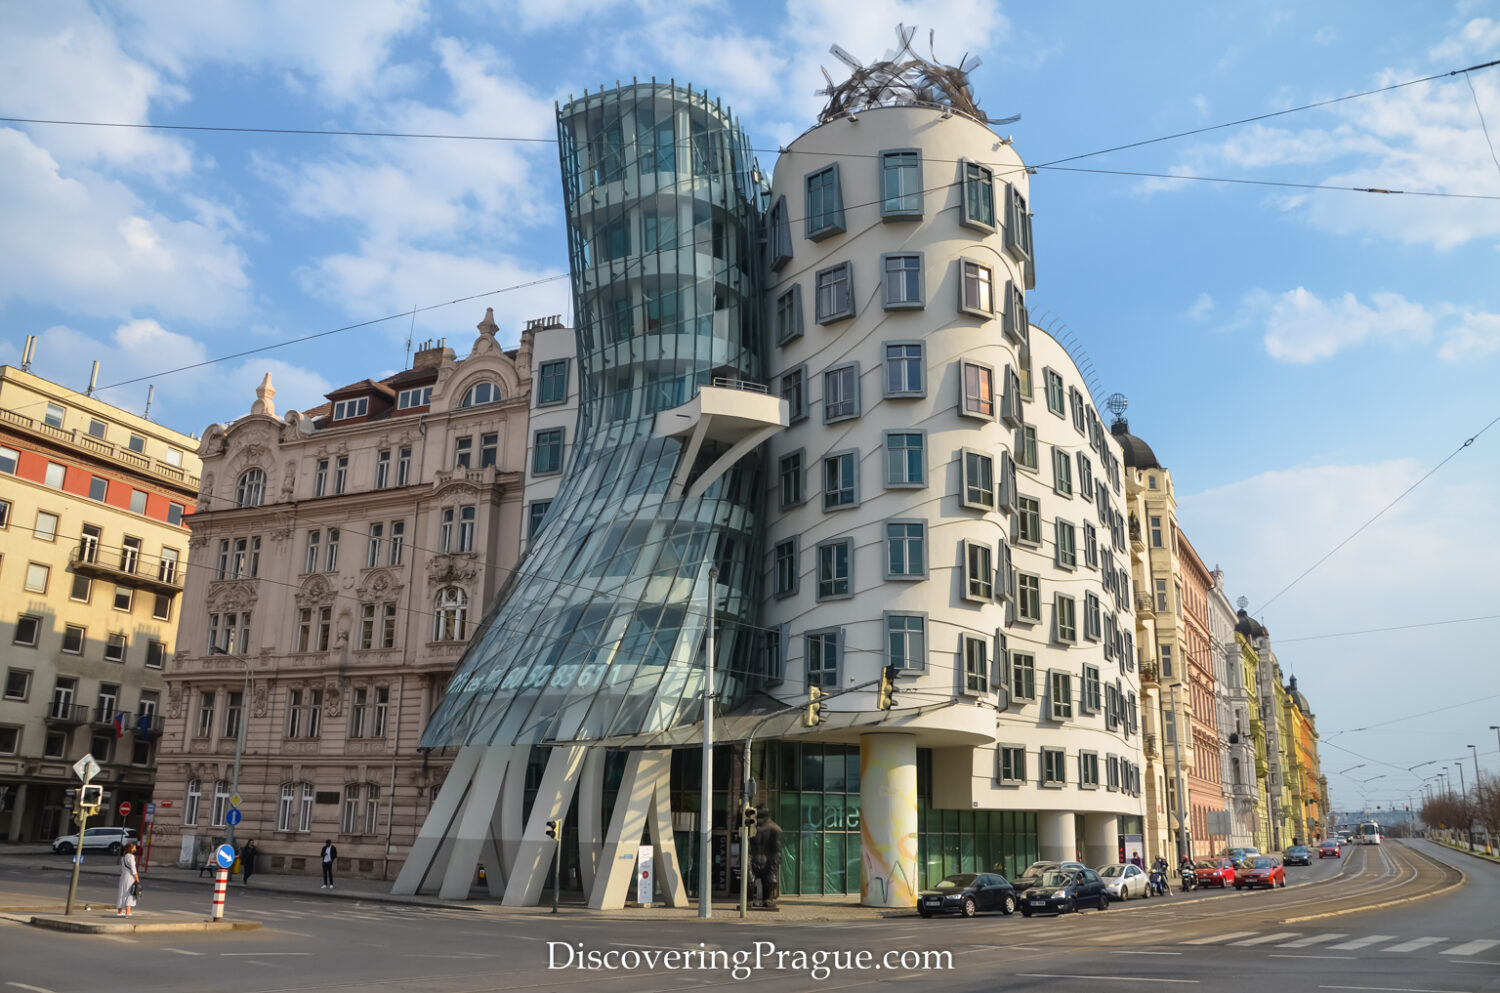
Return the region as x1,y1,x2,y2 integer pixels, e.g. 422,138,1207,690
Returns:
816,24,1021,126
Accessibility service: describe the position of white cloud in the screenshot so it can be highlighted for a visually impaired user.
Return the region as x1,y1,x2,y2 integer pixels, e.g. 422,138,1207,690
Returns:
1192,94,1210,116
1427,16,1500,62
1231,286,1500,363
1437,310,1500,360
1186,292,1214,320
0,128,250,322
1313,26,1337,45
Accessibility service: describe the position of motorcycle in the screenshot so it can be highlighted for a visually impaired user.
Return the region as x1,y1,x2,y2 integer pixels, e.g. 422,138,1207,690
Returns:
1180,866,1199,892
1148,864,1171,897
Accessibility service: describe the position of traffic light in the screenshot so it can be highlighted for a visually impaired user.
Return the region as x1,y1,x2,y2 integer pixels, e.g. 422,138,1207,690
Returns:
804,686,825,727
877,665,899,711
742,804,757,830
79,784,103,811
545,820,558,840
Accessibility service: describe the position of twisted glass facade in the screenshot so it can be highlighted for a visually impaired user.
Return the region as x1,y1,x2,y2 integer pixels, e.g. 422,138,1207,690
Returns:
422,84,768,749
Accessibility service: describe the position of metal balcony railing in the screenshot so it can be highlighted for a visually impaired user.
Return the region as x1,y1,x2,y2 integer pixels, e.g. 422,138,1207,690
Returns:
45,702,90,725
710,376,769,394
92,707,128,728
71,546,183,594
0,404,199,492
134,714,164,738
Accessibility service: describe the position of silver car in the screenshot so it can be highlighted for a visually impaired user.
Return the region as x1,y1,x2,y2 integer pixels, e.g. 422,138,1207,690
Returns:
1097,862,1150,900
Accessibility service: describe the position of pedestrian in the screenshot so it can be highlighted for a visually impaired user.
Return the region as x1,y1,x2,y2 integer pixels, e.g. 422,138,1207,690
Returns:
320,839,337,889
116,841,140,917
241,840,258,886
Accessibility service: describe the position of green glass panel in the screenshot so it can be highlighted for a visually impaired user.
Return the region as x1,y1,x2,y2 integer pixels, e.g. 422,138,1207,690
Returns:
781,833,800,895
824,749,847,793
799,832,822,894
942,833,961,879
960,830,976,871
845,793,861,834
942,808,959,833
845,750,861,794
824,832,845,894
801,748,823,792
847,834,862,895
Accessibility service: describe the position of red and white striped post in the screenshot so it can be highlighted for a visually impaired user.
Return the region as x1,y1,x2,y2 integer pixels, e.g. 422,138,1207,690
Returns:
211,867,228,920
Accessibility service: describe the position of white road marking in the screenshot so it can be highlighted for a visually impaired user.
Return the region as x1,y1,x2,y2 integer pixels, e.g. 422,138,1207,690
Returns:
1442,940,1500,956
1018,975,1198,984
1280,934,1347,948
1271,954,1356,960
97,934,138,944
219,952,313,956
1233,933,1300,946
1120,951,1182,956
1382,938,1447,954
1321,987,1475,993
161,948,204,956
1328,936,1396,950
7,983,58,993
1181,931,1258,945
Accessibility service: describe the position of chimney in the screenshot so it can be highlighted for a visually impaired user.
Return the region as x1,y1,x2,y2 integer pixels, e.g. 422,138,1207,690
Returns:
411,337,455,370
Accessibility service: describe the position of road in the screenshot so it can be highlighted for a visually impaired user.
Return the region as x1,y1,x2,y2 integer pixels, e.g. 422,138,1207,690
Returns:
0,840,1493,993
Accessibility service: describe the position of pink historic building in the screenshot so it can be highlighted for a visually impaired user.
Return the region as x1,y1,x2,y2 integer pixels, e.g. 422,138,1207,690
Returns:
152,311,566,880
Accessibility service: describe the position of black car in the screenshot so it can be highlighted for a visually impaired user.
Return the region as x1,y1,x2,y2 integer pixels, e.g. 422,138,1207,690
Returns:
1283,845,1312,866
917,872,1018,918
1019,868,1110,916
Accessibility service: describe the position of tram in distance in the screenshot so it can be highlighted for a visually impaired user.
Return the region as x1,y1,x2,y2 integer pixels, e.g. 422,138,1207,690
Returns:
1359,820,1382,845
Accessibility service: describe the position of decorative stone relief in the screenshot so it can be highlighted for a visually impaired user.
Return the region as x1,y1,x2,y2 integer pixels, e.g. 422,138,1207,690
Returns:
356,568,403,601
168,685,185,718
294,575,336,608
324,683,342,718
207,581,259,613
427,555,478,588
252,685,269,718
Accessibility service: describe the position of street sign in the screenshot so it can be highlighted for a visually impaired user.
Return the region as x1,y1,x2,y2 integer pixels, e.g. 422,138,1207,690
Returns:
215,844,235,869
72,754,100,782
224,808,242,826
229,794,242,807
145,802,155,816
119,801,132,817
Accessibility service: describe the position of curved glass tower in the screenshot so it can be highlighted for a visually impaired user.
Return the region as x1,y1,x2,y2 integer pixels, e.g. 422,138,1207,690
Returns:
422,83,768,749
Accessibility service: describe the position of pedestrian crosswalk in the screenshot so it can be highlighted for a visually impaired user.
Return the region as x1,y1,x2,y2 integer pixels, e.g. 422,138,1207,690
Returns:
1175,931,1496,957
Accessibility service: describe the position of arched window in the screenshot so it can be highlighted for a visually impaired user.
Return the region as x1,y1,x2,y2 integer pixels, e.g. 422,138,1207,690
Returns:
1231,757,1243,787
433,587,468,641
460,381,502,408
183,778,201,827
236,468,266,508
278,781,315,833
211,778,229,826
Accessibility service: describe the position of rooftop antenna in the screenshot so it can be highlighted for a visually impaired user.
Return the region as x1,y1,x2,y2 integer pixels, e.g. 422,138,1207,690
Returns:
20,334,36,371
403,305,417,367
1105,392,1128,426
144,385,155,421
86,360,100,397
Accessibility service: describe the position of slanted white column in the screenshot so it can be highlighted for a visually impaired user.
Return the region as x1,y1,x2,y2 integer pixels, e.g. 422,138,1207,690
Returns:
860,733,918,908
503,745,587,907
1038,810,1077,864
1084,813,1120,869
392,746,484,895
438,747,514,899
646,754,687,908
577,748,606,897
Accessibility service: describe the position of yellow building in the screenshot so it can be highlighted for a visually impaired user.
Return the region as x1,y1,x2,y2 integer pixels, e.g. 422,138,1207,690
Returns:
1287,678,1323,844
0,360,200,841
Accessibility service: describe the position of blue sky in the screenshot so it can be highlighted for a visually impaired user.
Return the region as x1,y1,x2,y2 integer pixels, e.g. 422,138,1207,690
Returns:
3,0,1498,811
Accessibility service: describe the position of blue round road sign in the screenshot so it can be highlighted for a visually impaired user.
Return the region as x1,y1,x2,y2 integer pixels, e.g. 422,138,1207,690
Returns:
215,844,235,869
224,808,243,826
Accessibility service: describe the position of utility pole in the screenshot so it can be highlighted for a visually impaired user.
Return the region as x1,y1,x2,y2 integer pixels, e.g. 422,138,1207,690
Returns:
698,566,717,920
1456,761,1471,850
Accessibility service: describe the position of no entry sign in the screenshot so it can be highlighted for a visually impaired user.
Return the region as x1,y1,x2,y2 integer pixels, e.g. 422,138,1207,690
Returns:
119,801,132,817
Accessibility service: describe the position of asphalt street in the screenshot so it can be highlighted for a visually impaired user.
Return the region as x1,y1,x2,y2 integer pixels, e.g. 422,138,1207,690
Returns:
0,840,1494,993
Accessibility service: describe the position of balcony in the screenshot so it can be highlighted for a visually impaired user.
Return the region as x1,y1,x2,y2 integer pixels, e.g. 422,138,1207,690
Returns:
92,707,128,729
44,702,90,727
0,405,199,492
654,382,787,500
134,714,164,739
71,545,184,596
1144,733,1158,757
1135,591,1155,615
1140,661,1158,683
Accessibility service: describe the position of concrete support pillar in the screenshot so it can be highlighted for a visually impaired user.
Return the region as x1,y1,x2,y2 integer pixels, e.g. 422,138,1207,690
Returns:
588,750,686,909
6,783,29,842
1038,810,1077,863
576,748,605,897
1084,813,1119,868
437,747,514,899
502,745,586,907
391,746,485,896
859,733,918,908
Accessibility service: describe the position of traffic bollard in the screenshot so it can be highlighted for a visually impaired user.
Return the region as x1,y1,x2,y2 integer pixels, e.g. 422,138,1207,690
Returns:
211,867,228,920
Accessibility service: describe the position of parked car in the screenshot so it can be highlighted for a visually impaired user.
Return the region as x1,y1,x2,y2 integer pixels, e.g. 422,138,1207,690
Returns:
1011,860,1086,895
1020,868,1109,916
52,826,137,856
1097,863,1149,901
1284,845,1313,867
1194,858,1238,888
1234,856,1286,889
917,872,1017,918
1318,840,1342,859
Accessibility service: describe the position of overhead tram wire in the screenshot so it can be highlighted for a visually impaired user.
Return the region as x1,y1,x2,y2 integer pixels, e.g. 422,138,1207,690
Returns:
1031,166,1500,201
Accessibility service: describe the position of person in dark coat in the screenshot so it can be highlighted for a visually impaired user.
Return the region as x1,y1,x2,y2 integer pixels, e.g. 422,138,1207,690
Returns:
321,840,337,888
241,840,258,886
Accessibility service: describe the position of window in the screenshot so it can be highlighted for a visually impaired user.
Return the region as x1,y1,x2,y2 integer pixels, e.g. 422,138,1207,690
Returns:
767,195,792,271
89,475,108,501
84,417,107,439
538,360,569,405
434,587,468,641
0,447,16,474
1010,652,1036,701
1163,707,1177,744
44,403,65,428
342,783,382,835
1016,495,1041,545
104,633,127,663
527,501,551,539
477,432,497,470
314,459,329,497
457,505,476,552
773,539,798,597
71,574,91,602
1083,664,1102,712
1155,578,1168,613
1047,670,1075,722
381,604,397,649
0,726,18,756
304,531,321,574
439,508,454,553
325,528,340,571
196,691,215,738
278,782,315,833
1056,594,1078,643
814,262,854,324
822,450,858,510
397,386,433,409
397,447,412,486
234,468,266,508
453,437,473,470
146,640,166,668
884,431,924,487
1052,447,1073,496
883,520,925,580
4,670,29,700
884,342,923,397
778,451,804,510
880,150,922,217
24,562,48,593
1017,424,1038,470
886,613,926,670
34,510,59,541
1080,752,1100,789
881,253,923,309
1016,573,1041,622
643,207,676,250
184,779,201,827
804,163,845,239
533,428,564,475
460,382,502,407
365,523,384,568
961,361,995,419
1055,520,1076,568
167,501,184,526
1069,387,1086,433
998,745,1026,784
42,461,66,489
962,634,989,693
389,521,405,565
0,497,8,528
780,366,807,423
1150,516,1163,547
823,364,859,423
113,586,132,612
959,260,994,316
805,629,840,688
1083,522,1099,568
332,397,368,420
774,285,803,345
816,539,852,600
962,160,996,229
1005,183,1033,261
1041,747,1066,786
963,540,993,601
1084,592,1102,641
1160,643,1174,678
961,450,994,510
223,691,243,740
1044,369,1065,416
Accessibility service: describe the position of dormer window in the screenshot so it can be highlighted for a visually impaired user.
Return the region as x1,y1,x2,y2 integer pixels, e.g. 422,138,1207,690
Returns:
460,382,502,408
332,397,368,420
396,386,433,410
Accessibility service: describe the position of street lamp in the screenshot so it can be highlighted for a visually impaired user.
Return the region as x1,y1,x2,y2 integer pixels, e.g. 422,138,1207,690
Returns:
209,646,252,852
1336,763,1366,776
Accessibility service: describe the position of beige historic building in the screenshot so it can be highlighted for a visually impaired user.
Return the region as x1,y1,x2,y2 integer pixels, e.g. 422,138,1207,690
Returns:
1178,530,1226,858
152,310,546,880
1,355,200,841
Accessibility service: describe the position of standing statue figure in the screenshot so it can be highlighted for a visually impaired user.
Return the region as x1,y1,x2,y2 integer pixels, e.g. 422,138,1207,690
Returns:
749,806,782,909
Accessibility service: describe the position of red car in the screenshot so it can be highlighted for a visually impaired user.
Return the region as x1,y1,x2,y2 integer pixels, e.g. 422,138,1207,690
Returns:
1235,856,1286,889
1194,858,1238,888
1318,840,1341,858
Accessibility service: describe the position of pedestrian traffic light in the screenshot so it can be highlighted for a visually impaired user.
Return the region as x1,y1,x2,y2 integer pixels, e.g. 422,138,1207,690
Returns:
742,804,757,830
78,784,103,811
804,686,824,727
876,665,899,711
545,820,558,840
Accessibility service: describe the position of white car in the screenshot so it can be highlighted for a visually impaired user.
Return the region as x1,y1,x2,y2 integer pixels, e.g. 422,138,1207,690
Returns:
1097,862,1150,900
52,826,137,855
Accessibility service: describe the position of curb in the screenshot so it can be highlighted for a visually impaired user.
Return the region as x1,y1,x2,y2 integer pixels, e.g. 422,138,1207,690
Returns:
22,915,261,935
1429,841,1500,866
1278,848,1466,924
